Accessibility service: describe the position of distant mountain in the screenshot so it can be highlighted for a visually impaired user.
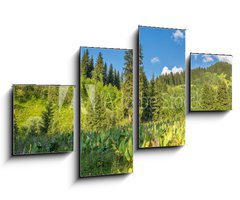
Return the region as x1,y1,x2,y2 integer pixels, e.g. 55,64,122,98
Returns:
192,62,232,80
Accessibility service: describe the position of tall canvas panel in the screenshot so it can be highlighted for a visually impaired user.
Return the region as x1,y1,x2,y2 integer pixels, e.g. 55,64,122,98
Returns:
190,53,232,111
138,26,186,148
80,47,133,177
13,84,74,155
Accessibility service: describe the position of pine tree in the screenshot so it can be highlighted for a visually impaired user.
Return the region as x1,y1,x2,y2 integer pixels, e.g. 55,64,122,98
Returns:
113,69,117,87
116,71,121,90
81,49,90,78
93,87,108,131
92,52,104,82
107,64,114,85
139,45,149,122
40,102,54,134
103,62,108,85
86,56,94,78
122,49,133,122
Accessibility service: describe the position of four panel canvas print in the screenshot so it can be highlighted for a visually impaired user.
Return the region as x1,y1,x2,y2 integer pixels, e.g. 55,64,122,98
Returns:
13,85,74,155
10,26,233,177
190,53,232,111
80,47,133,177
138,26,186,148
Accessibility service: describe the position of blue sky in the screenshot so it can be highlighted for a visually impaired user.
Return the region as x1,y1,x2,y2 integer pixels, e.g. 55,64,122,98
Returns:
80,47,127,74
139,26,185,80
191,53,232,69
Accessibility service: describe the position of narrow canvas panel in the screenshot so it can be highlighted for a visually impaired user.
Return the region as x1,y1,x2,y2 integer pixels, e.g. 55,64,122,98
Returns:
190,53,232,111
138,26,186,148
80,47,133,177
13,85,74,155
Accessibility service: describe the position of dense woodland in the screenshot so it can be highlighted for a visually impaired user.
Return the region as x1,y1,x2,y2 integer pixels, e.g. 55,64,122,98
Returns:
13,85,74,155
139,46,185,148
80,49,133,177
191,62,232,111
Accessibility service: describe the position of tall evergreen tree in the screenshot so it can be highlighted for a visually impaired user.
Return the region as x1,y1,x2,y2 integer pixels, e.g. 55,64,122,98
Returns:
92,52,104,82
122,50,133,122
107,64,114,85
103,62,108,85
86,56,94,78
40,102,54,134
116,71,121,90
93,87,108,131
113,69,117,87
81,49,90,78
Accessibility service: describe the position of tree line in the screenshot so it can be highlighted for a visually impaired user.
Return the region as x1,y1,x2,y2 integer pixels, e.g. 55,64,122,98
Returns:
139,45,185,123
81,49,121,89
81,49,133,133
191,62,232,110
13,85,74,154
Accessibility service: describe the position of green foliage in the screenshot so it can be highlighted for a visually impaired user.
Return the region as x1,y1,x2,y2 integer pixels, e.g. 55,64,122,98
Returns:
80,126,133,177
13,85,74,155
122,49,133,122
40,102,54,135
80,49,133,177
191,62,232,111
92,52,104,82
107,64,114,85
139,45,185,148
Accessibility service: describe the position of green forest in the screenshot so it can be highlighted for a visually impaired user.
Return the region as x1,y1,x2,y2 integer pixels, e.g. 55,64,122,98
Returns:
139,47,186,148
13,85,74,155
80,48,133,177
191,62,232,111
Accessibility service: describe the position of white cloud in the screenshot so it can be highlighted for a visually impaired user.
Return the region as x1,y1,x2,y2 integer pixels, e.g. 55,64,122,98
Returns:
161,66,183,75
172,30,184,42
172,66,183,74
150,57,160,63
202,55,214,63
161,66,171,75
215,55,232,64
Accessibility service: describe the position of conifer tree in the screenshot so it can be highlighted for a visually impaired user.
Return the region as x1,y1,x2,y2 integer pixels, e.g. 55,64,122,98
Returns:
107,64,114,85
116,71,121,90
40,102,54,134
122,50,133,122
93,87,108,131
139,45,149,122
86,56,94,78
113,69,117,87
81,49,90,78
103,62,108,85
92,52,104,82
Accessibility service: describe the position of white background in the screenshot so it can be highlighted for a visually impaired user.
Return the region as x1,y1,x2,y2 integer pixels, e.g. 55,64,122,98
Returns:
0,0,240,199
